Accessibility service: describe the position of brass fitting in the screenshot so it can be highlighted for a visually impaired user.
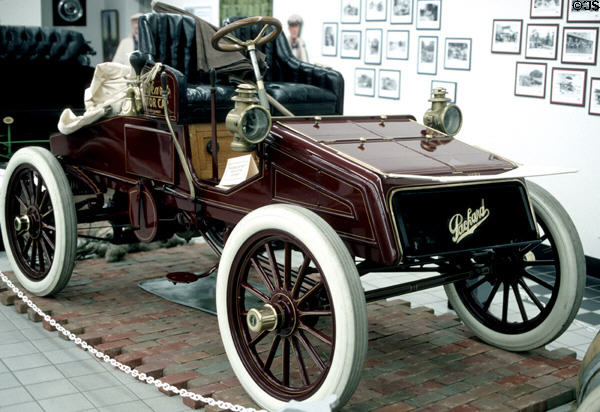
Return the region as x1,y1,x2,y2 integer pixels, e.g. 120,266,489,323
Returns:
14,215,30,232
226,84,272,152
247,304,279,333
423,87,463,137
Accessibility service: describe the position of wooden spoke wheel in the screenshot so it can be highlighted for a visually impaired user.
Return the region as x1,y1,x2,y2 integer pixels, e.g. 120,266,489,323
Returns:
445,181,585,351
0,147,76,296
216,205,367,411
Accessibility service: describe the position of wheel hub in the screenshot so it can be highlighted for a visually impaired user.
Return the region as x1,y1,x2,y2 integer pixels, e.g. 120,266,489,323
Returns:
247,304,279,333
14,215,30,232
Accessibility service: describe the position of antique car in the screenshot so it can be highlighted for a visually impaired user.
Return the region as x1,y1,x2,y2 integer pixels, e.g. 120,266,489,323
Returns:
0,14,585,412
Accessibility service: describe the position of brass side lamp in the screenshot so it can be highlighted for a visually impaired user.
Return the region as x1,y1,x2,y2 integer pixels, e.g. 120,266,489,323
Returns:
226,84,272,152
423,87,462,136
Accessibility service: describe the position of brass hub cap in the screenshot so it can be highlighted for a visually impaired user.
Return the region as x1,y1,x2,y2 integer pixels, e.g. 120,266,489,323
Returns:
247,304,279,332
14,215,31,233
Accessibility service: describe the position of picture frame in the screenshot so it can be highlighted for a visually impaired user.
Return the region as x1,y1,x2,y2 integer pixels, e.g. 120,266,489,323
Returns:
589,78,600,115
431,80,457,103
514,62,547,98
550,67,587,106
416,0,441,30
366,0,387,21
101,9,119,62
365,29,383,64
340,30,362,59
379,70,401,99
390,0,414,24
561,27,598,65
322,22,338,57
530,0,563,18
567,0,600,22
387,30,410,60
491,19,523,54
355,68,376,96
417,36,438,75
525,24,559,60
341,0,361,24
444,38,471,70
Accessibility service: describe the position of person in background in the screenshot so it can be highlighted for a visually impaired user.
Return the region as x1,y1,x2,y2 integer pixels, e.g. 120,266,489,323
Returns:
113,13,142,65
287,14,308,62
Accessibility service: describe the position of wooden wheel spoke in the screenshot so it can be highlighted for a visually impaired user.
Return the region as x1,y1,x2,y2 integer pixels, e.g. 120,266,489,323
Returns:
291,254,311,298
248,330,269,347
21,236,33,256
251,257,275,294
523,272,554,291
241,282,270,303
263,335,281,372
522,259,555,267
292,335,310,386
40,238,52,267
38,190,49,210
42,230,55,252
20,179,32,205
512,283,528,322
33,172,42,206
282,337,290,387
28,170,36,204
265,242,282,289
16,195,28,209
297,281,324,306
42,223,56,231
518,278,545,311
467,276,489,293
520,235,548,254
37,239,45,272
283,242,291,290
30,240,37,268
296,330,325,371
502,282,509,324
299,321,333,346
41,207,54,219
298,309,332,317
482,280,501,312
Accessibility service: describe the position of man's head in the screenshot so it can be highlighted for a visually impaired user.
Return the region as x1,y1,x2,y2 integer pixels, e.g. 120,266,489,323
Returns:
287,14,303,41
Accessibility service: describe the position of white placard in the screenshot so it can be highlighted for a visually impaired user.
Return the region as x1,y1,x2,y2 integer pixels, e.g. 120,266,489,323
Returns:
217,155,258,189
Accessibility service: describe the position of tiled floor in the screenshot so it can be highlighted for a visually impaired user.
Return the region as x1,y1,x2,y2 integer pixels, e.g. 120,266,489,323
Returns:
0,251,597,411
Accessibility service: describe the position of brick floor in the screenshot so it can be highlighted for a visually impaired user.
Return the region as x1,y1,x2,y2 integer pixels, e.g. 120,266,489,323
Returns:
1,243,579,411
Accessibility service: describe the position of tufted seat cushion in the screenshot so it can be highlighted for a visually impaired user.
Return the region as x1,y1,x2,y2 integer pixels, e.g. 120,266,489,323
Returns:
138,13,344,124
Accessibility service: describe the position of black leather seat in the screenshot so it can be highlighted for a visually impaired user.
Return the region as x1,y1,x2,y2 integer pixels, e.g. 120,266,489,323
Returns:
0,25,95,145
138,13,344,123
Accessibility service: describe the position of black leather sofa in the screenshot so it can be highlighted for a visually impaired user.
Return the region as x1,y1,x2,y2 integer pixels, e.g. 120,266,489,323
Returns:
138,13,344,123
0,25,95,154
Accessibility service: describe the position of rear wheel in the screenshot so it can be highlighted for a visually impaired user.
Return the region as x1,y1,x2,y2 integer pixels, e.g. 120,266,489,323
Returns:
216,204,367,411
0,147,77,296
445,181,585,351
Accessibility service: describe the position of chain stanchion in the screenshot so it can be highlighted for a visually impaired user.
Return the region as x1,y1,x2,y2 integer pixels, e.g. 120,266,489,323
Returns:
0,272,267,412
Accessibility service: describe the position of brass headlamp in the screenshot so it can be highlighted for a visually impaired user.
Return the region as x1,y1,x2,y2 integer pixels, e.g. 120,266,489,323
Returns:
226,84,272,152
423,87,462,136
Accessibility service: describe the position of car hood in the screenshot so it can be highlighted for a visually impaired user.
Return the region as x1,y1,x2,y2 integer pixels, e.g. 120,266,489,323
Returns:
275,116,517,176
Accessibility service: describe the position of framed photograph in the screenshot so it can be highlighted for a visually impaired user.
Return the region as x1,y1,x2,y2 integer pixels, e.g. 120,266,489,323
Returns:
341,0,361,24
431,80,456,103
366,0,387,21
101,9,119,62
514,62,547,98
416,0,441,30
567,0,600,22
379,70,401,99
561,27,598,65
340,30,361,59
550,67,587,106
444,38,471,70
491,19,523,54
365,29,383,64
418,36,438,75
322,23,338,56
525,24,559,60
530,0,563,18
390,0,414,24
589,78,600,115
355,68,376,96
387,30,410,60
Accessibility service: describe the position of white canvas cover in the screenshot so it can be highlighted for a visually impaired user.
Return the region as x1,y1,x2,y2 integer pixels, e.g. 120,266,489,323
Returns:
58,62,135,135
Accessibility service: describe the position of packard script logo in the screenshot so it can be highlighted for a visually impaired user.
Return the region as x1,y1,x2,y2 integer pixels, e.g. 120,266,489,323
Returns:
448,199,490,244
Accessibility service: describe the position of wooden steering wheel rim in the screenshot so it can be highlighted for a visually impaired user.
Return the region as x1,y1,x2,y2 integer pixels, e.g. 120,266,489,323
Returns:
211,16,282,52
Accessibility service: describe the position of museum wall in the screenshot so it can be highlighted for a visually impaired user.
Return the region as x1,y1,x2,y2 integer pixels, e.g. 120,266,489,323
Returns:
273,0,600,259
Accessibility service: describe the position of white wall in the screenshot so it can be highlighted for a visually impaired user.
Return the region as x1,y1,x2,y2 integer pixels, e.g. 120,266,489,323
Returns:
0,0,42,25
274,0,600,259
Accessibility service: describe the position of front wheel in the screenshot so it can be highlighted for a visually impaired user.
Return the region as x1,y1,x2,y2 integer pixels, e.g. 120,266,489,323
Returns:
0,147,77,296
216,204,367,411
445,181,585,351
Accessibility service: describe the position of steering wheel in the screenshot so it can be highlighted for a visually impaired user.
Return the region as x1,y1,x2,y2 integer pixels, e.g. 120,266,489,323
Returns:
211,16,282,52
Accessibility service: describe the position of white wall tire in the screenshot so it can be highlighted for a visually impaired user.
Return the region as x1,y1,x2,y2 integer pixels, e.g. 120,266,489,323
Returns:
0,147,77,296
445,181,585,351
216,204,367,411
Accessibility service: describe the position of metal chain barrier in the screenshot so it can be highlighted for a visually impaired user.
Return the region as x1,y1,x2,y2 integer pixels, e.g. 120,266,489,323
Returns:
0,272,267,412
